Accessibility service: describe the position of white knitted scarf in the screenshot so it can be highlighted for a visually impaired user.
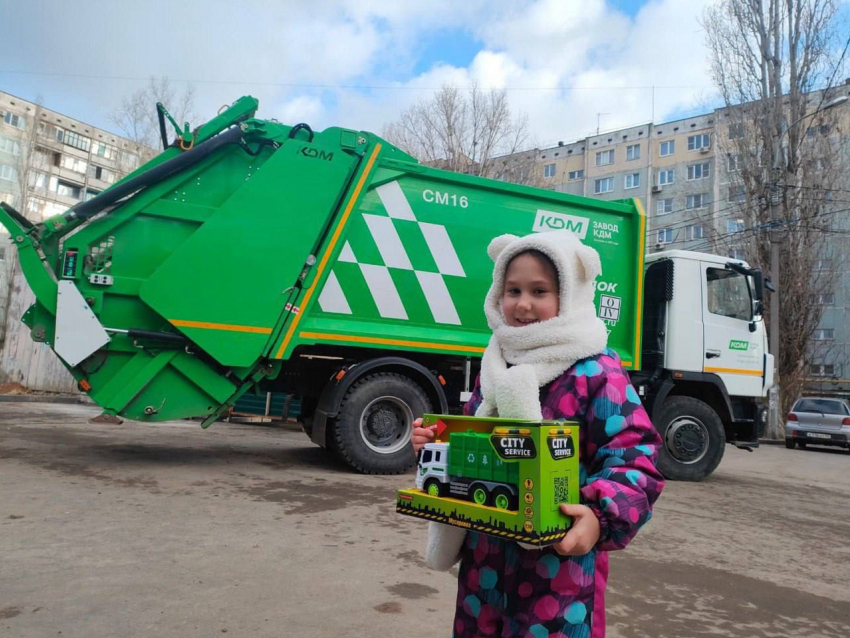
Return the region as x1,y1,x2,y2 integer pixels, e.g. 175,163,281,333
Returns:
425,231,608,570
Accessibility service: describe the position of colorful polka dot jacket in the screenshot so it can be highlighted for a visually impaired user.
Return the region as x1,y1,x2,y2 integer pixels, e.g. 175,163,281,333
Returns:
453,348,664,637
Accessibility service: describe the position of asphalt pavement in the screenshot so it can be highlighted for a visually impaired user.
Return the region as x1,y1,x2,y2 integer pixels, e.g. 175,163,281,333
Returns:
1,402,848,638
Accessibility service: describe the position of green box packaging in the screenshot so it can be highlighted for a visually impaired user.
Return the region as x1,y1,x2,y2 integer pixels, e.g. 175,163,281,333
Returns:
396,414,580,547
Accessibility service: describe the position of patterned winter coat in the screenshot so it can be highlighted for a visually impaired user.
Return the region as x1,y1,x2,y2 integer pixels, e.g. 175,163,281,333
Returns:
453,348,664,638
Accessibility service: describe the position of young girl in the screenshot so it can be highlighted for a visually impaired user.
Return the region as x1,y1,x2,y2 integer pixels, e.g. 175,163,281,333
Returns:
412,231,664,638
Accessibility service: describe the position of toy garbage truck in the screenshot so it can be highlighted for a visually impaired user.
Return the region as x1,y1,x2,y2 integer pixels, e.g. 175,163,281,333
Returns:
398,414,580,546
0,95,772,482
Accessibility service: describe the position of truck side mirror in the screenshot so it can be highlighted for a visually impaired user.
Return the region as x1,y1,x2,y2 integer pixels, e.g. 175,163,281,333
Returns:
751,268,765,301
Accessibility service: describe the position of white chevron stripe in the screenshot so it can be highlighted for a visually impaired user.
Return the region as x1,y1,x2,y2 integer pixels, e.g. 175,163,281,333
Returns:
317,271,352,315
415,271,461,325
359,264,408,319
363,214,413,270
376,181,417,221
418,222,466,277
339,241,357,263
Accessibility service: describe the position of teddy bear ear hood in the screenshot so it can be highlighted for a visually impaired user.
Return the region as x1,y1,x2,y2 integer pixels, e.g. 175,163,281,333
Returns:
483,231,604,331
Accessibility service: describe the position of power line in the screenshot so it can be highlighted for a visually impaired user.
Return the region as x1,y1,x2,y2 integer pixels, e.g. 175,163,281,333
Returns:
0,69,714,92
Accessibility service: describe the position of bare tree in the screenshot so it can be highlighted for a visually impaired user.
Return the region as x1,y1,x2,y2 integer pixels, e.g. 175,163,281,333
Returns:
382,82,540,185
109,76,197,150
703,0,849,434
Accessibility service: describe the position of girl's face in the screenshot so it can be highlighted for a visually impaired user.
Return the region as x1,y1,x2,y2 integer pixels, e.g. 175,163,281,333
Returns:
501,252,560,327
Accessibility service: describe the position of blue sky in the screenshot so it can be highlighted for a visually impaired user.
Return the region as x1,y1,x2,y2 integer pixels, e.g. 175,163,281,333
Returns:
0,0,718,148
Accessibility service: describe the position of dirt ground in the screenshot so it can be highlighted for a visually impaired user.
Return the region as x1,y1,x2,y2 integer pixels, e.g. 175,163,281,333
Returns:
1,402,848,638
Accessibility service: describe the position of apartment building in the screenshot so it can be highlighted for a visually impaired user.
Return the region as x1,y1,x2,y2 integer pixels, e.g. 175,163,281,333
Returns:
526,92,850,393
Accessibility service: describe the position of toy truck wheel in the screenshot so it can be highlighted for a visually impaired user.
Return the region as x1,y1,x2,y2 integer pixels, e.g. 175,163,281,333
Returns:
424,478,445,497
332,372,432,474
471,484,489,506
656,396,725,481
492,487,515,511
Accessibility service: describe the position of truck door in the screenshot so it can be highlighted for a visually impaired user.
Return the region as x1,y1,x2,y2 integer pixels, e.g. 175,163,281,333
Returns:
701,264,764,397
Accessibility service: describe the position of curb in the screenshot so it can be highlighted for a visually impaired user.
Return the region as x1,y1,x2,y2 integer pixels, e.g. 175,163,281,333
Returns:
758,438,785,445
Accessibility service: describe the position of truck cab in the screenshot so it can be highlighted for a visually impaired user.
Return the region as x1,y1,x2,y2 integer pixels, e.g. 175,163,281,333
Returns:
632,250,773,480
415,442,449,494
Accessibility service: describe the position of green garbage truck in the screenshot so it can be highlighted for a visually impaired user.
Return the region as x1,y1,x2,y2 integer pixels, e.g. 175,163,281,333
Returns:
0,96,772,481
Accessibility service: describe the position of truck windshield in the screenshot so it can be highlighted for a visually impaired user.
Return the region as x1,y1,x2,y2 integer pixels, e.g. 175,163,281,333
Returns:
706,268,752,321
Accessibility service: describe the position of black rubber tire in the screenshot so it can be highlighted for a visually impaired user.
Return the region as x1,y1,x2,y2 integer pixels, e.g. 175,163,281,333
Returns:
656,396,725,481
785,437,796,449
798,441,807,449
331,372,432,474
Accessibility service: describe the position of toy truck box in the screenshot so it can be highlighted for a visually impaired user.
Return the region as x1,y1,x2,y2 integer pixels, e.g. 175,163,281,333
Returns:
0,95,770,482
396,414,579,546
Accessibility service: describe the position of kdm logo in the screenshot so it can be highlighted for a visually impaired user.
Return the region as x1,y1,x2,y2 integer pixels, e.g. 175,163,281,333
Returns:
533,210,590,240
729,340,749,351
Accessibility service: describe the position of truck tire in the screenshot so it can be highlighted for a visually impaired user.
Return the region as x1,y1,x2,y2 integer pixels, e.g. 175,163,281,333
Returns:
491,487,516,511
332,372,432,474
656,396,725,481
424,478,446,497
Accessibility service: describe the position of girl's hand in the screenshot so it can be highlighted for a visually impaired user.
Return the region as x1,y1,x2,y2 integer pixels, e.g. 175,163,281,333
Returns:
553,504,601,556
411,418,435,454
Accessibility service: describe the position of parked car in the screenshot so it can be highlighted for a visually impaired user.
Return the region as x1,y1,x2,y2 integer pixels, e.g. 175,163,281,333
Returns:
785,397,850,451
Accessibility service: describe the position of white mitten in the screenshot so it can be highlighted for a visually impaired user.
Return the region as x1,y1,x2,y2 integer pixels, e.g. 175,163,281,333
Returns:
425,522,467,571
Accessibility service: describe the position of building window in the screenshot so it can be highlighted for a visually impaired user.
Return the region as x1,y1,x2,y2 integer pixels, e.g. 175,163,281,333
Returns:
814,258,832,270
60,155,88,174
595,149,615,166
626,144,641,161
0,164,18,182
659,140,674,156
56,180,82,200
727,154,741,171
594,177,614,194
2,111,26,130
809,293,835,305
657,198,673,215
85,189,101,201
54,127,65,143
0,245,5,261
568,169,584,180
657,228,674,245
812,329,834,341
624,173,640,189
686,224,704,240
810,363,837,376
687,162,710,180
0,192,16,207
658,169,675,186
0,135,22,156
88,164,116,184
687,134,710,150
728,123,744,139
807,125,831,137
686,193,707,209
543,163,556,178
727,219,745,233
92,141,118,160
727,186,746,203
63,130,91,152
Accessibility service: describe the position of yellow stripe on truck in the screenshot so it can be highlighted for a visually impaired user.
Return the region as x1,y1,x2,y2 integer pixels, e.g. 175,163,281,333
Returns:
275,143,383,359
705,366,763,376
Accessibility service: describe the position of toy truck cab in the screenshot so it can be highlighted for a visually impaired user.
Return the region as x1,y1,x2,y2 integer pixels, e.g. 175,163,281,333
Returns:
416,442,449,494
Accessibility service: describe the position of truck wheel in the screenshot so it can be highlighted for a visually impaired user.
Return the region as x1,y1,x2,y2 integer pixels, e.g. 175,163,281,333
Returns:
491,487,515,511
424,478,445,497
656,396,725,481
785,437,796,449
471,484,489,506
332,372,432,474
